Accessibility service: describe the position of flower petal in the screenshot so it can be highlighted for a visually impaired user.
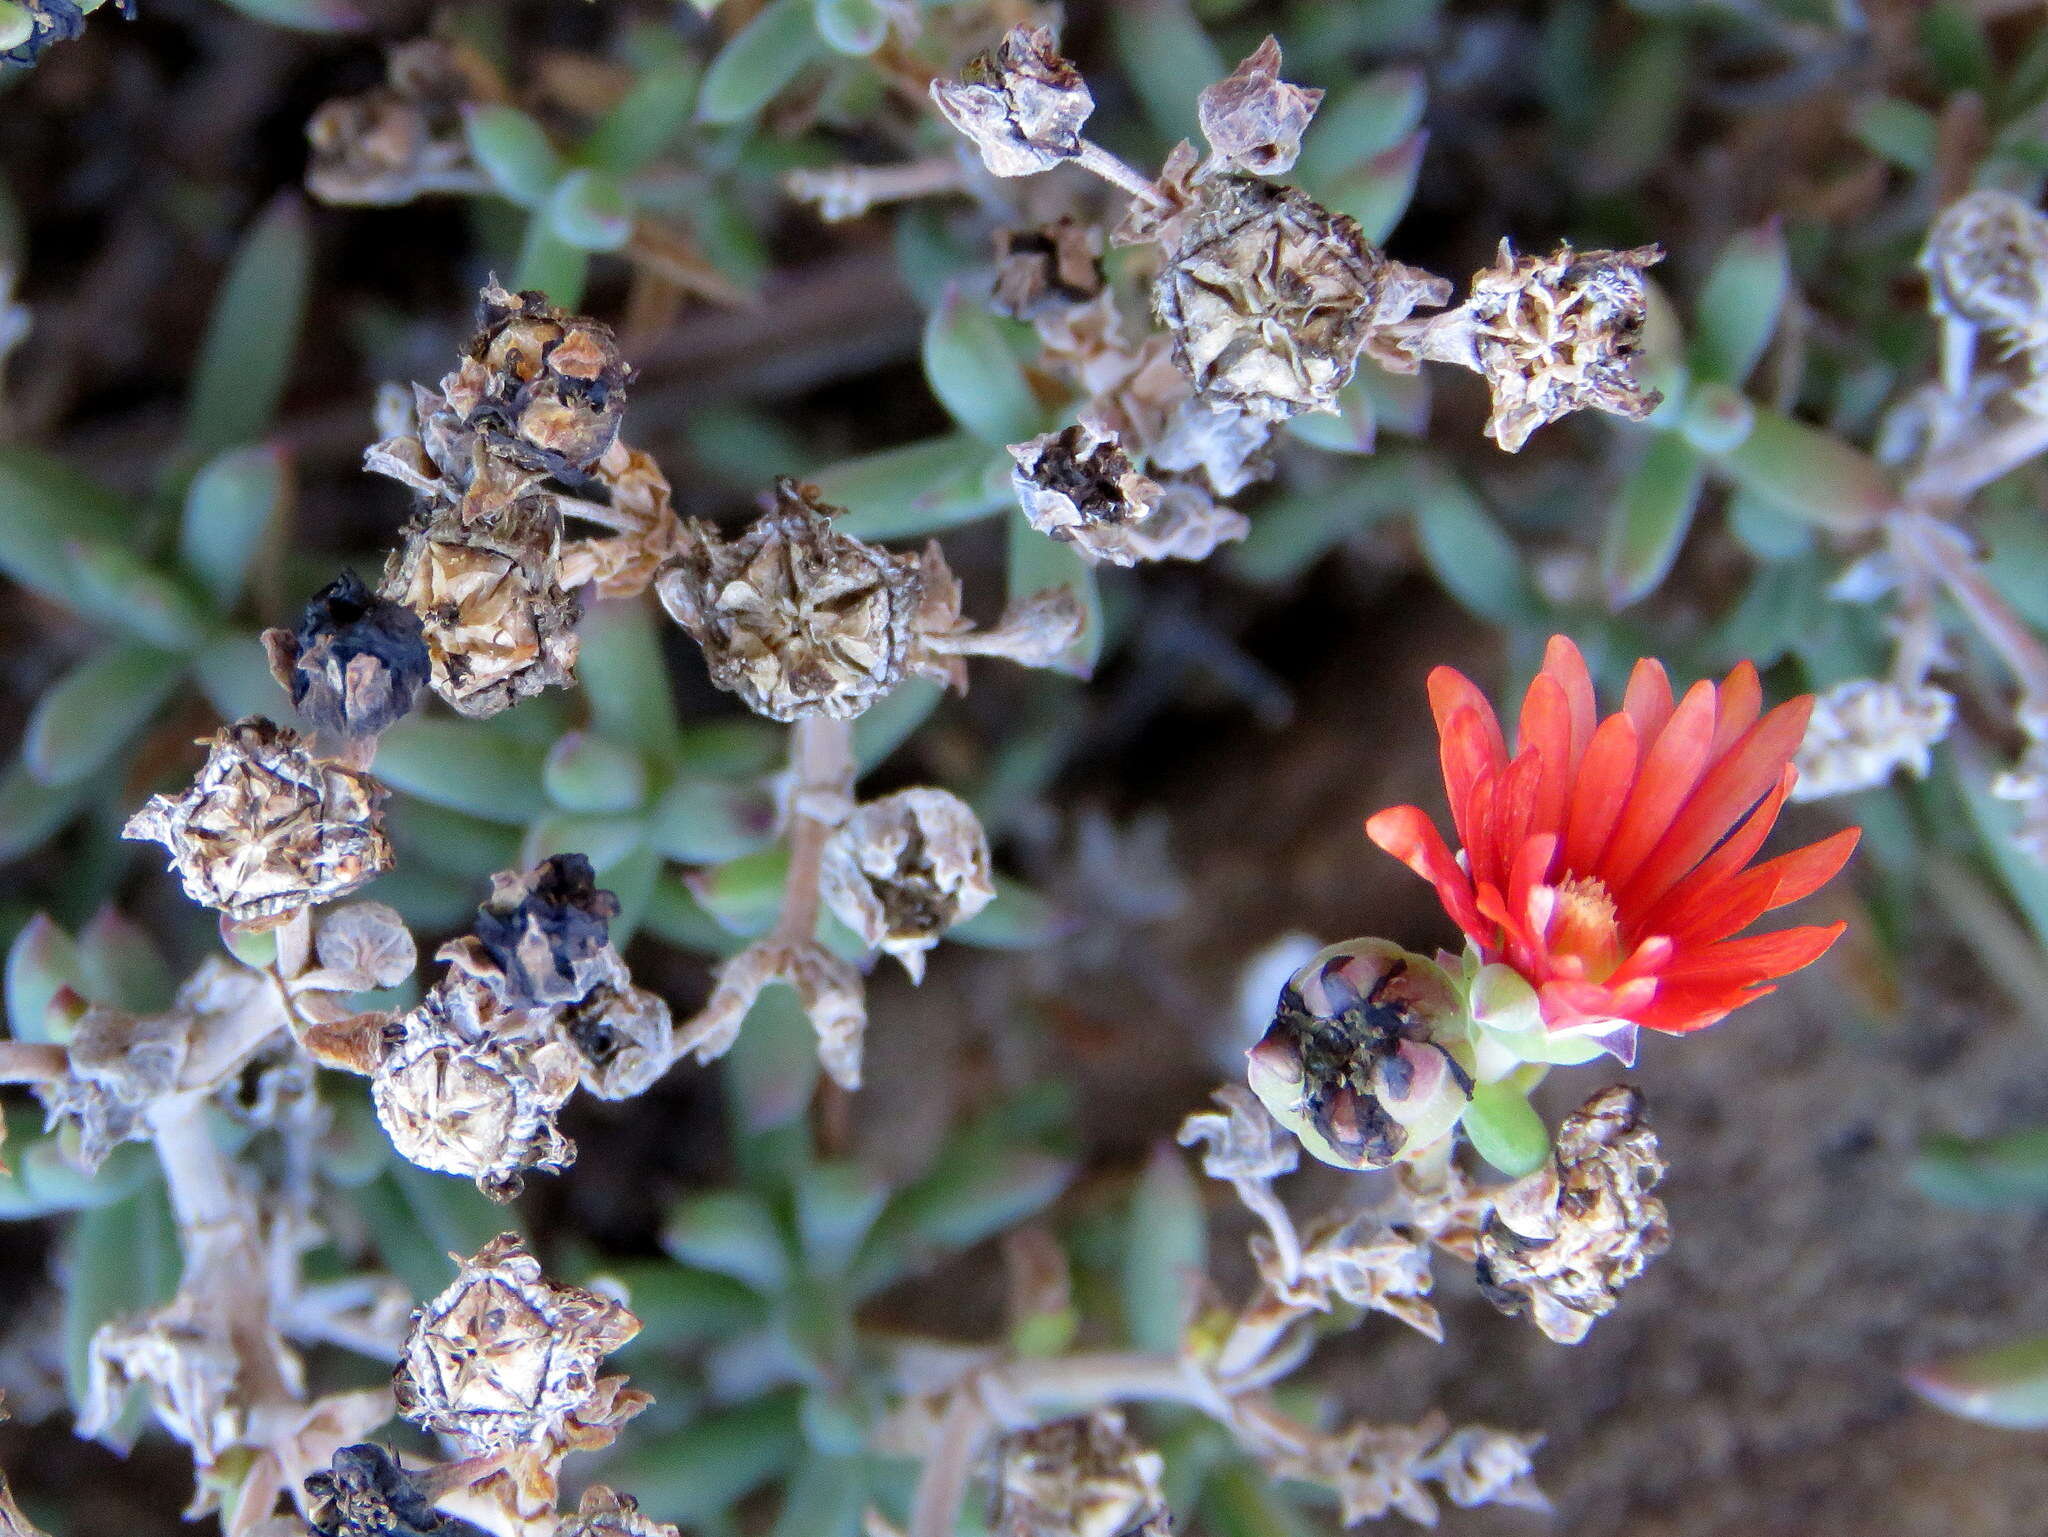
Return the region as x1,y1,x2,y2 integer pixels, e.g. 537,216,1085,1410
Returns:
1539,634,1598,776
1561,712,1639,874
1622,657,1674,742
1518,674,1576,843
1365,805,1486,941
1598,678,1720,887
1708,660,1763,760
1659,922,1846,984
1632,767,1794,937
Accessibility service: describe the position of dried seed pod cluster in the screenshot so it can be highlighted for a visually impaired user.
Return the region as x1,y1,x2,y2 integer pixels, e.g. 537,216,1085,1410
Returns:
122,718,392,926
1790,678,1955,802
305,39,498,207
820,787,997,981
1922,188,2048,404
263,570,432,741
992,1412,1171,1537
1475,1085,1672,1345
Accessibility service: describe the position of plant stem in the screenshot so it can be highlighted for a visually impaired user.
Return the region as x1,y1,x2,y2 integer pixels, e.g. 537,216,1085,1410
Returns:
769,714,855,950
1904,409,2048,504
0,1042,66,1083
1074,140,1167,204
1896,509,2048,709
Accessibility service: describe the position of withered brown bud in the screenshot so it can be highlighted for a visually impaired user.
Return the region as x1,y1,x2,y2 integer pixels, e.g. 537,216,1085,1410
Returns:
993,1411,1171,1537
560,978,674,1101
457,282,631,476
1155,178,1450,422
394,1235,641,1457
555,1487,680,1537
464,853,621,1009
306,40,497,208
1475,1084,1670,1344
1008,424,1163,566
993,219,1107,320
930,26,1094,178
820,788,996,982
265,570,431,739
656,478,923,722
1922,189,2048,349
370,976,580,1199
1197,37,1324,177
1246,940,1471,1171
122,718,392,925
1397,240,1664,452
306,1444,489,1537
380,497,581,718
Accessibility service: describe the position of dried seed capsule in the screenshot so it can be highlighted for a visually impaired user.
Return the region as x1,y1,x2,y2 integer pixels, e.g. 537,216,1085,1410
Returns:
930,26,1093,179
122,718,393,925
1008,425,1163,567
557,438,683,600
819,788,996,981
1790,678,1954,802
305,39,495,208
380,497,581,718
306,1444,490,1537
992,219,1106,321
993,1411,1171,1537
1155,178,1450,422
265,570,431,739
371,976,581,1199
460,281,632,477
1475,1084,1670,1344
464,853,622,1009
1246,939,1471,1171
656,478,922,722
1922,188,2048,348
1196,37,1323,178
394,1235,640,1457
560,979,674,1101
555,1486,680,1537
1398,241,1664,452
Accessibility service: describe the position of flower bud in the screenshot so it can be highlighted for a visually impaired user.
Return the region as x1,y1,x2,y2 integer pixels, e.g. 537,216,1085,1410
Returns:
1475,1084,1670,1344
122,718,393,926
1197,37,1324,177
656,478,922,721
819,788,996,981
930,26,1094,179
1247,939,1471,1170
265,570,431,739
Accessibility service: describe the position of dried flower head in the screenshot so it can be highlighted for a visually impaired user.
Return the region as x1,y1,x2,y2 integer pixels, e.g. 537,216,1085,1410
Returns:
457,854,621,1009
305,40,497,207
1197,37,1323,177
1177,1082,1298,1186
820,788,996,981
931,26,1093,178
1285,1211,1443,1340
123,718,392,925
555,1486,680,1537
1246,939,1472,1171
1398,241,1663,451
560,977,674,1100
1476,1084,1670,1343
1008,425,1164,565
1368,635,1859,1054
265,570,431,740
679,939,868,1089
1790,678,1955,802
1155,178,1449,422
557,438,682,600
1921,189,2048,352
656,478,922,721
993,219,1107,320
371,975,581,1199
455,282,632,476
305,1444,489,1537
380,497,581,718
992,1412,1170,1537
80,1292,248,1472
394,1235,641,1457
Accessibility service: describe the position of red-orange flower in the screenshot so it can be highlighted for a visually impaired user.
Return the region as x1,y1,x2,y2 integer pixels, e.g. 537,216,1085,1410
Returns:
1366,636,1858,1047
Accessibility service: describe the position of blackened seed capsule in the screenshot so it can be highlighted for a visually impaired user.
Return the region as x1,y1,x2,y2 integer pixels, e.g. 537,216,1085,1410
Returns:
289,570,432,738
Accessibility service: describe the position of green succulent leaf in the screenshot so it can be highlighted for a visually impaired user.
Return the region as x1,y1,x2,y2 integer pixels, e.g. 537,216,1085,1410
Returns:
1909,1333,2048,1428
0,761,93,864
1688,222,1790,388
947,875,1060,951
795,1161,891,1277
513,210,591,306
583,61,700,175
1123,1143,1206,1354
771,1453,869,1537
1914,1127,2048,1210
1008,510,1102,675
649,777,777,864
1109,0,1225,143
464,105,566,207
1462,1080,1551,1178
0,447,128,608
6,914,81,1044
1322,131,1426,245
543,732,650,814
64,1184,178,1410
190,630,291,722
74,907,174,1013
65,541,215,652
1295,67,1427,193
578,599,682,757
546,168,635,252
1601,434,1707,609
375,719,551,824
724,983,822,1136
185,196,312,467
699,0,822,125
23,641,185,787
1409,461,1536,623
663,1189,791,1293
820,436,1012,541
179,444,288,610
851,676,943,775
923,285,1048,448
211,0,367,31
812,0,887,56
599,1392,805,1526
603,1259,770,1355
1712,408,1896,530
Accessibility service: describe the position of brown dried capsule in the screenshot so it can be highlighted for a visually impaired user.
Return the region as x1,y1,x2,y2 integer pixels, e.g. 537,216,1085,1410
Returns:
555,1487,680,1537
264,570,431,740
305,40,497,208
560,978,674,1101
305,1444,489,1537
460,853,621,1009
992,219,1106,321
370,976,581,1199
394,1235,640,1457
557,438,683,600
1396,241,1664,452
122,718,392,925
1197,37,1324,178
930,26,1093,179
1922,189,2048,350
1475,1084,1671,1344
455,282,632,477
380,497,581,718
656,478,922,722
820,788,996,982
1155,178,1450,422
992,1411,1170,1537
1007,424,1163,566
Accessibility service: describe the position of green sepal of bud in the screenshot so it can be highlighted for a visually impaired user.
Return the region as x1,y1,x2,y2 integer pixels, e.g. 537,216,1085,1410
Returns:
219,916,279,972
1460,1072,1552,1179
1461,952,1617,1071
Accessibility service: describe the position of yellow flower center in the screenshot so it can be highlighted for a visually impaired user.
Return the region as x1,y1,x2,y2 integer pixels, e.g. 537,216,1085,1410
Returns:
1549,874,1625,983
